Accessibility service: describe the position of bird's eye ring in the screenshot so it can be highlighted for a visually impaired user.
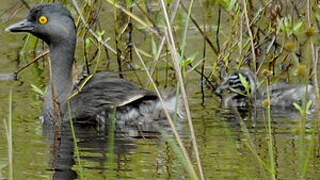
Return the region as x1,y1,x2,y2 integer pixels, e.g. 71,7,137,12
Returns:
38,16,48,24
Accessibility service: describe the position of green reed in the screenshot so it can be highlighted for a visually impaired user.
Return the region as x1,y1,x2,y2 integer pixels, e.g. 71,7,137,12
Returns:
265,78,276,180
67,102,84,180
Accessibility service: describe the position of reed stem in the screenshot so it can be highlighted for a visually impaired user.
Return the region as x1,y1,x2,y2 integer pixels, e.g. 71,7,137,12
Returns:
8,88,13,180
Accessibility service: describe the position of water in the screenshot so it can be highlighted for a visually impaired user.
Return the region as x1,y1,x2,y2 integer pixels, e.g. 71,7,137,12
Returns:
1,1,320,179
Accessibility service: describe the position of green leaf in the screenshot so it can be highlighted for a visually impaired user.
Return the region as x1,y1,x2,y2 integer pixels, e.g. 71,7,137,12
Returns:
85,38,91,50
88,37,97,47
151,38,157,58
182,53,197,68
0,162,7,169
293,20,304,34
218,0,228,9
126,0,132,5
293,102,303,115
280,16,294,36
294,100,312,115
187,59,204,73
239,73,251,97
305,100,313,114
96,30,105,41
230,87,247,97
136,48,152,58
227,0,237,11
182,59,192,67
31,84,45,97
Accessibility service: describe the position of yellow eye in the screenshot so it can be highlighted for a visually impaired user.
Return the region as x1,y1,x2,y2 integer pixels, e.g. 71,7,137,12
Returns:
38,16,48,24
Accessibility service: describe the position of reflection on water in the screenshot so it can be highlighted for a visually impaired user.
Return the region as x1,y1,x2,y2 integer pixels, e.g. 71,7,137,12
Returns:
43,124,137,179
40,91,320,179
1,81,320,179
196,94,319,179
42,112,186,179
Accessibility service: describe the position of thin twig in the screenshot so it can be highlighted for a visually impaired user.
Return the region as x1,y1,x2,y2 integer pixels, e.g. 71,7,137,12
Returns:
15,50,49,75
243,0,257,72
112,0,123,78
180,2,218,56
216,6,221,52
135,2,160,33
19,0,30,9
200,1,208,105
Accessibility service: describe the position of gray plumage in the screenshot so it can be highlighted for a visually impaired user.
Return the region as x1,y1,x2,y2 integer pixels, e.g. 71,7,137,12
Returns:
216,69,315,109
6,3,184,129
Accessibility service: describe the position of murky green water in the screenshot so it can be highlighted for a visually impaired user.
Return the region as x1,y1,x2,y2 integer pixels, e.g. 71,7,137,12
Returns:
1,1,320,179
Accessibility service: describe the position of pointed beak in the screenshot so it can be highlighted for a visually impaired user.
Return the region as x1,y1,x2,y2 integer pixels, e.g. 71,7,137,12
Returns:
5,19,34,33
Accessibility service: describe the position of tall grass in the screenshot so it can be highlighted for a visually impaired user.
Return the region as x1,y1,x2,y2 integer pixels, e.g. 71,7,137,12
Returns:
265,78,276,180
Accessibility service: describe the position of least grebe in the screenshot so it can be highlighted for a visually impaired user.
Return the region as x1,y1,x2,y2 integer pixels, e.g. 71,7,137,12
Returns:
216,69,315,109
6,3,183,126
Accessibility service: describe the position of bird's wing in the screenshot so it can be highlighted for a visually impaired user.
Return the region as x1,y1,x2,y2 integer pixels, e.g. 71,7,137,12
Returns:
68,71,157,120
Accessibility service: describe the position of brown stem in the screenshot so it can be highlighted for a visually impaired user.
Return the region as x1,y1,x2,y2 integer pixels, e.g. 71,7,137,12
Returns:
15,50,49,75
48,58,60,125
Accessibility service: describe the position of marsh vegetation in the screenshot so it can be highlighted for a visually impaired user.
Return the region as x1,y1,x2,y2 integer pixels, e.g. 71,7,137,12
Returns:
1,0,320,179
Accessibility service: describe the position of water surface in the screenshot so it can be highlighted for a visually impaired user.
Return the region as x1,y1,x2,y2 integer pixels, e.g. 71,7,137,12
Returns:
0,1,320,179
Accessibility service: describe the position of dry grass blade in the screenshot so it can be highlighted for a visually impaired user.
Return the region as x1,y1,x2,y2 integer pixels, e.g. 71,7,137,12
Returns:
104,0,160,36
242,0,257,73
145,0,181,87
159,0,204,179
180,3,218,56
